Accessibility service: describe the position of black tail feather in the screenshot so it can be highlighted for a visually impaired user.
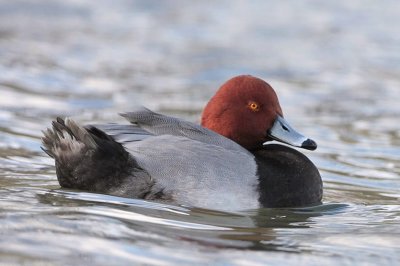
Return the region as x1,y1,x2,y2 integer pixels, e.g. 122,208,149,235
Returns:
41,117,153,197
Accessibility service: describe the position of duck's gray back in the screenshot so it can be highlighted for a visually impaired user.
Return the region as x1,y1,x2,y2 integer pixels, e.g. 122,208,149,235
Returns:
120,108,248,154
96,108,259,210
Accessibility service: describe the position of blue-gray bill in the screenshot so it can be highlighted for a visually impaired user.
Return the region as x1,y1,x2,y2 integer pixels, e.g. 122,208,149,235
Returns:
266,116,317,151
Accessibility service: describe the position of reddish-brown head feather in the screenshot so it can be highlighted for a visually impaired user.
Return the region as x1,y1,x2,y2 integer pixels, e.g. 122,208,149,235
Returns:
201,75,283,150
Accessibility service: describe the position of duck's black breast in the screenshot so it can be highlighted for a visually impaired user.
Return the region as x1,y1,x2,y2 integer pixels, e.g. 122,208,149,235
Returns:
253,144,323,208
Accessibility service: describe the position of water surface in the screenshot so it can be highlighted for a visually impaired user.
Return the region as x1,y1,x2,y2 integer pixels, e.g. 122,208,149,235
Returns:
0,0,399,265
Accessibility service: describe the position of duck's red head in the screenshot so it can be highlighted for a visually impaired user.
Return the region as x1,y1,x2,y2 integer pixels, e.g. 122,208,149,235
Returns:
201,75,317,151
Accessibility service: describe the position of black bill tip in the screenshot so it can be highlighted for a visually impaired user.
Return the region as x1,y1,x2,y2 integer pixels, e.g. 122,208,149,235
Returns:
301,139,317,151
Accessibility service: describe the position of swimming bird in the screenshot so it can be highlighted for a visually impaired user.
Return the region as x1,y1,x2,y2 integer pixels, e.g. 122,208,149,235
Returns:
41,75,322,210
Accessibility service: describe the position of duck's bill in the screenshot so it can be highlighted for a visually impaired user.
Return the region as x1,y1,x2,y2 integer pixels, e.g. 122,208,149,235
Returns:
266,116,317,150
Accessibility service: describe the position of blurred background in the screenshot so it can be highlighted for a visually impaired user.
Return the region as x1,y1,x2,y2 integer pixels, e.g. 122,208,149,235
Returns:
0,0,399,265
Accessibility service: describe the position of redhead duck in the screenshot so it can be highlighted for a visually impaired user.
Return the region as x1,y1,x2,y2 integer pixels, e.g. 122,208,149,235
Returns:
42,75,322,210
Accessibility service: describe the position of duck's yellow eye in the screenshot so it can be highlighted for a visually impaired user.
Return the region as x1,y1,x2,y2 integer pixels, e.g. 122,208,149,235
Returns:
247,101,260,112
